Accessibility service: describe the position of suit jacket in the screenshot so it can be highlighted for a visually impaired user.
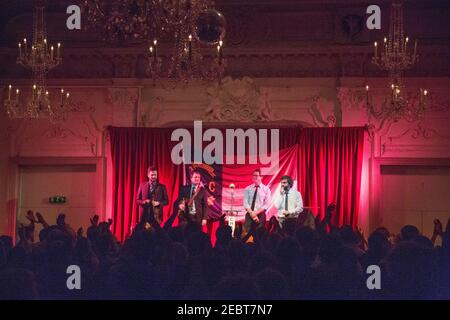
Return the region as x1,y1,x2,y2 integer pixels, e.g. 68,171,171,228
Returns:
174,184,209,221
136,181,168,216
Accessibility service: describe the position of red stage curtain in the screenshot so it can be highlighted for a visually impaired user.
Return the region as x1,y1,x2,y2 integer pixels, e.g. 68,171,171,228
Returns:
109,127,184,241
298,127,365,228
108,126,364,242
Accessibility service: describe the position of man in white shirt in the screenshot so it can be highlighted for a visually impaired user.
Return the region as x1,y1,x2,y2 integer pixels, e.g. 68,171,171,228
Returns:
274,175,304,228
243,168,272,232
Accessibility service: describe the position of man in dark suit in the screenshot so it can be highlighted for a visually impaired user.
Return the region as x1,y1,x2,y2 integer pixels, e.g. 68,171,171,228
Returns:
175,169,209,227
136,166,168,225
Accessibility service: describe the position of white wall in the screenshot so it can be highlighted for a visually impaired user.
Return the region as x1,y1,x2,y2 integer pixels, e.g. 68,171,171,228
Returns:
17,165,97,240
380,165,450,239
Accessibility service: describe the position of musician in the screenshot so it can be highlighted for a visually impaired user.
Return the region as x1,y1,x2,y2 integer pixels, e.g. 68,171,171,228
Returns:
175,169,209,226
243,168,271,232
274,175,303,227
136,166,168,225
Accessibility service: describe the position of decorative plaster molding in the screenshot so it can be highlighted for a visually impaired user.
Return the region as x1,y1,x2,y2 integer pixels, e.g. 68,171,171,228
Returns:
140,96,164,127
388,122,450,142
336,87,366,111
203,77,275,122
308,96,337,127
107,87,139,111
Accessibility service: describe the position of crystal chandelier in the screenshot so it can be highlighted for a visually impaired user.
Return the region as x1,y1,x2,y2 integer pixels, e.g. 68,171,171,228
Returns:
369,1,427,123
365,85,428,123
81,0,227,86
4,1,70,121
81,0,166,43
372,1,418,85
147,29,226,87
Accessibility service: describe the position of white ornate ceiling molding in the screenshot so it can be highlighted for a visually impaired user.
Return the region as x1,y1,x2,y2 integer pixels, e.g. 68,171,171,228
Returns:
139,96,164,127
203,76,275,122
308,96,337,128
13,120,98,157
337,87,366,111
0,45,449,79
106,87,140,111
388,122,450,142
380,122,450,158
6,90,101,157
423,91,450,114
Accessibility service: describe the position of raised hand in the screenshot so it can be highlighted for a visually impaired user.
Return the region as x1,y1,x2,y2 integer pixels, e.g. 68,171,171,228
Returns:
356,225,365,237
90,214,99,226
35,212,49,227
56,213,66,227
433,219,443,236
26,210,37,224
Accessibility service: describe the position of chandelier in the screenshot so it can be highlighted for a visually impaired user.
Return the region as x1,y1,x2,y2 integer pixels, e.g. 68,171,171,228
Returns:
4,1,70,121
81,0,227,86
81,0,166,43
369,1,427,123
148,9,226,87
365,85,428,123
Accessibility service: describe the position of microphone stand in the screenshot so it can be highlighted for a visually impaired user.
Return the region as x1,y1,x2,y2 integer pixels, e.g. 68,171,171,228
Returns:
229,188,236,237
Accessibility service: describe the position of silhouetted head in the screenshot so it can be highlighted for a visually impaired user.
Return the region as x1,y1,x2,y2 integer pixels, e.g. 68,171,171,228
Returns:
340,225,360,245
186,231,211,257
385,241,438,299
413,235,433,248
368,230,391,257
0,236,13,254
215,225,232,247
400,225,420,241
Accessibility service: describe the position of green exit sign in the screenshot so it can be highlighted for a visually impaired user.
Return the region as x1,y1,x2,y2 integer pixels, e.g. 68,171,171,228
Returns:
49,196,67,204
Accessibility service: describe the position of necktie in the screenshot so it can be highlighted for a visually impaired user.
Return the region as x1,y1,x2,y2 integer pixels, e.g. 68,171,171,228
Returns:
148,182,155,199
251,185,259,211
190,184,196,198
284,190,289,211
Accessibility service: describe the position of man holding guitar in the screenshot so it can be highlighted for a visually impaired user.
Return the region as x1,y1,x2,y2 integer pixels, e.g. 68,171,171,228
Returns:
175,169,209,227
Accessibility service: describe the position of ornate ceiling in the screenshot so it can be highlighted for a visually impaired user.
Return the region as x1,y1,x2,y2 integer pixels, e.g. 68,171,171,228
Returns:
0,0,449,79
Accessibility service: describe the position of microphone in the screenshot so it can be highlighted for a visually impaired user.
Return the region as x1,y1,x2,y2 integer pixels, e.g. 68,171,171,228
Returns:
229,183,235,189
